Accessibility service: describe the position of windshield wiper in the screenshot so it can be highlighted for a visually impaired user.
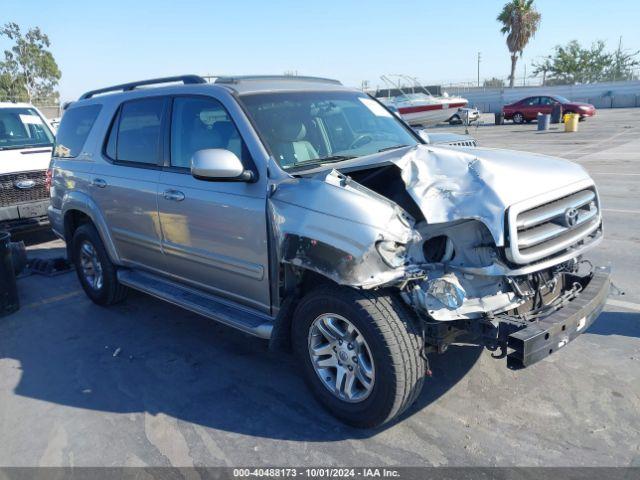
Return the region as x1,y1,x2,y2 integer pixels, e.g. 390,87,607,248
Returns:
378,144,410,153
289,155,356,171
317,155,356,164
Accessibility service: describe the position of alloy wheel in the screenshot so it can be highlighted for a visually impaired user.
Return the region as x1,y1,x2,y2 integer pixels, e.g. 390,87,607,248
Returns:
79,240,103,291
308,313,375,403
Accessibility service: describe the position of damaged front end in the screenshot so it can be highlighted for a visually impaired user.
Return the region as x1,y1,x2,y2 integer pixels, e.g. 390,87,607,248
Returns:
269,144,608,368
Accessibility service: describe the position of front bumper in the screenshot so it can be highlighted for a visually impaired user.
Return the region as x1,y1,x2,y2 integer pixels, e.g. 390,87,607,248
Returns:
506,268,610,369
0,200,50,233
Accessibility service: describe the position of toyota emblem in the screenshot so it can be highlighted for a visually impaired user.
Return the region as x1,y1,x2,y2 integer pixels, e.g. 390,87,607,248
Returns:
564,207,579,227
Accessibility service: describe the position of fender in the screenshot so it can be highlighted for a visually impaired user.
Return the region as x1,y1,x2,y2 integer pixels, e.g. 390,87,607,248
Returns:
61,190,121,264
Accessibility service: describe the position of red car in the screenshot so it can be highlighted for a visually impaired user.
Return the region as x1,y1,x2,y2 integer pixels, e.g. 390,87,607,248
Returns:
502,95,596,124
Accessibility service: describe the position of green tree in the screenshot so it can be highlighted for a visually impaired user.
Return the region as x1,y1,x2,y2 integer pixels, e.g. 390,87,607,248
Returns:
497,0,541,88
532,56,552,85
0,22,61,103
532,40,639,85
483,77,505,88
607,38,640,81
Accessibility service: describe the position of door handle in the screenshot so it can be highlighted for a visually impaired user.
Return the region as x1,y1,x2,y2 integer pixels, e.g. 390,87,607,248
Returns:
91,178,107,188
163,189,185,202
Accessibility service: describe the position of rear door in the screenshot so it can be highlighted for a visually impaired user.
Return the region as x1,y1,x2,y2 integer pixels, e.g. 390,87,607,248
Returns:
90,97,167,272
156,95,270,312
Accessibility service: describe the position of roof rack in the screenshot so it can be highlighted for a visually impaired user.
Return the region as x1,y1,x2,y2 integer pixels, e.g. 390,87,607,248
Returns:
213,75,342,85
79,75,207,100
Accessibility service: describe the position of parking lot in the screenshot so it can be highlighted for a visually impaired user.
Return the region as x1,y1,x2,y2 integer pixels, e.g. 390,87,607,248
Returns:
0,108,638,467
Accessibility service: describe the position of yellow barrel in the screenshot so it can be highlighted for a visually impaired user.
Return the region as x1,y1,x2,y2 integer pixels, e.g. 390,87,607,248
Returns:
564,113,579,132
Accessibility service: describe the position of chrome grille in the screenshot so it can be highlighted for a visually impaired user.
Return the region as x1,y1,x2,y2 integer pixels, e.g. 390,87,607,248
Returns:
508,187,601,264
0,170,49,207
445,140,477,147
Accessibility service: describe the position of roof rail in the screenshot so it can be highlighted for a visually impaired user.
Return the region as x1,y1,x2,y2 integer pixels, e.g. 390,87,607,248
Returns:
213,75,342,85
79,75,207,100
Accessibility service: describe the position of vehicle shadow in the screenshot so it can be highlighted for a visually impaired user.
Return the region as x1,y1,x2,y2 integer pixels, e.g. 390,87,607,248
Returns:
1,283,482,441
10,228,58,247
586,310,640,339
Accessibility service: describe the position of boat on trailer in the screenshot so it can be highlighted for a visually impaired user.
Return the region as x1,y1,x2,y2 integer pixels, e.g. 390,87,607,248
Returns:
375,75,468,126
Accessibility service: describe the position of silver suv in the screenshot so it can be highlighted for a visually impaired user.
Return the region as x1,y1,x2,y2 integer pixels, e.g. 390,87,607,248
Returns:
49,75,609,428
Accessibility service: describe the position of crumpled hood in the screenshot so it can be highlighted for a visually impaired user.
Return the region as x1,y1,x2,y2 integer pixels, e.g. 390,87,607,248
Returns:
391,145,593,246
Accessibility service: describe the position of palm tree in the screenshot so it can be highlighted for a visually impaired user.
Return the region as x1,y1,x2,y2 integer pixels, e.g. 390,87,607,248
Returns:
497,0,542,88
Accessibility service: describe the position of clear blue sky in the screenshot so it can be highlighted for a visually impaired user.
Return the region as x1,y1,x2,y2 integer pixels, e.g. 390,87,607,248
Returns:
4,0,640,101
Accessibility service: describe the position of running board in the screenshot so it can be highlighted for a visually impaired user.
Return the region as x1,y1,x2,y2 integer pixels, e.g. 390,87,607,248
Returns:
117,269,273,339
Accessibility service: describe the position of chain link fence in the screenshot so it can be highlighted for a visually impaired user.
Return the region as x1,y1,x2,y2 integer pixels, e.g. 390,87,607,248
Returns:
439,68,640,95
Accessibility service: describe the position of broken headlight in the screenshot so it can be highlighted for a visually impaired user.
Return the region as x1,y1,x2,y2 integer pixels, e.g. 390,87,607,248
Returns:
427,276,466,309
376,240,407,268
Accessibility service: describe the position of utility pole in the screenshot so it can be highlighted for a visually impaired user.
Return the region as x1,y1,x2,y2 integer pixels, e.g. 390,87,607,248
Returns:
477,52,481,87
615,36,623,81
523,63,527,86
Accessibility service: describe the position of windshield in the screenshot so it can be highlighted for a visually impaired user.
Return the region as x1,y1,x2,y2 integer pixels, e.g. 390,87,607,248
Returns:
240,91,419,170
552,95,571,103
0,107,54,150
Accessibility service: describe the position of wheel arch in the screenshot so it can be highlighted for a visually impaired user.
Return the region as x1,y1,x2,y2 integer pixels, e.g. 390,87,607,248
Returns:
62,191,120,264
269,263,346,352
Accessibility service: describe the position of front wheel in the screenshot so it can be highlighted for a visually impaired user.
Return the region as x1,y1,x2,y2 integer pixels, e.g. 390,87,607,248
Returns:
292,286,426,428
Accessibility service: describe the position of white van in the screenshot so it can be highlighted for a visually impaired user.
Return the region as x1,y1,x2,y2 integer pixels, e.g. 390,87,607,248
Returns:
0,102,55,233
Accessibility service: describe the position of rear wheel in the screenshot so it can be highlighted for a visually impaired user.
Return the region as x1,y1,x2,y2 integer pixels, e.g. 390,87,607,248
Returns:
513,112,525,124
72,223,127,306
292,286,426,428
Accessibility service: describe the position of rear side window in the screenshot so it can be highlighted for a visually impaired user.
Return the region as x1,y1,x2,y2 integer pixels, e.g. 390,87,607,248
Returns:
107,98,165,164
54,105,101,158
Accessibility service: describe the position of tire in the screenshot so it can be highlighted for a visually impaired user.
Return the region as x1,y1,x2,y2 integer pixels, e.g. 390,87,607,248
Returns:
72,223,127,306
512,112,524,124
292,285,426,428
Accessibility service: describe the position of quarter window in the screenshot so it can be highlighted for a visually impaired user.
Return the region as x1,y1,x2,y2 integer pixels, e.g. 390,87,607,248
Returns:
170,97,245,169
108,98,165,164
55,105,101,158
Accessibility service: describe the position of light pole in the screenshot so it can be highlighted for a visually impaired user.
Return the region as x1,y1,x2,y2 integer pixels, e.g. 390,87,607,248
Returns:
477,52,481,87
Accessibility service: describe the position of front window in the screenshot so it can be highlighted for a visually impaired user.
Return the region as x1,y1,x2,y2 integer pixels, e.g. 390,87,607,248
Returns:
170,96,247,169
0,107,54,151
240,91,419,170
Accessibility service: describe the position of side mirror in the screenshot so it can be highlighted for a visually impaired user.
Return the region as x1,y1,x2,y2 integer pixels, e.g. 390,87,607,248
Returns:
191,149,254,182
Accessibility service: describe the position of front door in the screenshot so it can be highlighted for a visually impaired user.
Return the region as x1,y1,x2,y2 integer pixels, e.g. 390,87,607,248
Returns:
522,96,541,120
538,96,556,115
157,96,270,312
